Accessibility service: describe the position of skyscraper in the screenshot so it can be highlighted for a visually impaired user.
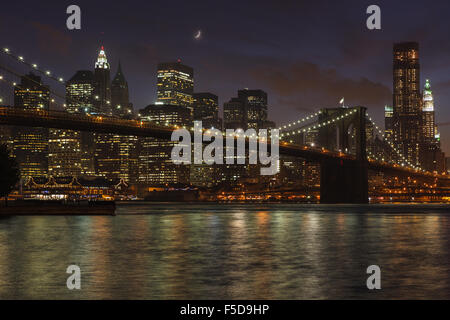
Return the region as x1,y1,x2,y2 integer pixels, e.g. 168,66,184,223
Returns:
393,42,421,167
93,46,112,115
111,62,133,118
48,128,81,178
384,105,394,141
223,89,271,131
419,79,445,173
111,62,138,184
193,92,220,129
191,92,221,187
138,104,191,186
13,73,50,178
238,89,268,130
66,70,94,114
92,46,120,181
156,61,194,109
66,70,96,176
221,89,273,186
47,70,95,178
223,98,246,130
421,79,436,142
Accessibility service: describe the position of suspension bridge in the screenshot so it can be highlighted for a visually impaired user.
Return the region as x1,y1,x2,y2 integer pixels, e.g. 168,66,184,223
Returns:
0,46,449,204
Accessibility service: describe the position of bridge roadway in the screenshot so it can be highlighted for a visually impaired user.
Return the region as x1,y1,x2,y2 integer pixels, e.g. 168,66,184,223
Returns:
1,106,449,185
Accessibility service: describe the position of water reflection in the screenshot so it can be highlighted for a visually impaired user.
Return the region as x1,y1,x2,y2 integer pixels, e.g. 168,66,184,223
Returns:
0,204,449,299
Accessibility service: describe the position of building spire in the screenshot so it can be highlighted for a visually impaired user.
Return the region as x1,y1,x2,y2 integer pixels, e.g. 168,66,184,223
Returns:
95,45,110,69
112,59,126,84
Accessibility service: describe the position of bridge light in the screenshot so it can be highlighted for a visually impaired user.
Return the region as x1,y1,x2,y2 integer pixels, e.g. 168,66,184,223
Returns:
32,64,38,68
3,48,9,52
46,71,51,75
18,56,23,61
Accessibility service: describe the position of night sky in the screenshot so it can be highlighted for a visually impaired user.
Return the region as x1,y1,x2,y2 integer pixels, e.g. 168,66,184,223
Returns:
1,0,450,153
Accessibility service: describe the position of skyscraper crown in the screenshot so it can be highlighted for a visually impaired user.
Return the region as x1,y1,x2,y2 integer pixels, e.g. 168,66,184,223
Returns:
95,46,110,69
424,79,432,92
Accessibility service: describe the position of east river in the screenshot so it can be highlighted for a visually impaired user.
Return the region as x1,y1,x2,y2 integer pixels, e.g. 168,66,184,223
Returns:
0,203,449,299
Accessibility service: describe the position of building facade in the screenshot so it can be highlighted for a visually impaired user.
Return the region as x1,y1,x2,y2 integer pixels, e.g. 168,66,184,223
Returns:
13,73,50,179
111,62,138,184
156,61,194,109
193,92,220,129
92,46,120,181
392,42,421,167
111,62,133,118
138,104,191,186
419,79,445,173
93,46,112,115
66,70,96,176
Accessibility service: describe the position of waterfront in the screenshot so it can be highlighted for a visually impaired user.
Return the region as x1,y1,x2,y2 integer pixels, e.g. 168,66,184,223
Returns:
0,203,449,299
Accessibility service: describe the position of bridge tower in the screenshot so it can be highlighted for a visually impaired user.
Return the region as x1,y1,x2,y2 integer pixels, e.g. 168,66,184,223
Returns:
318,106,368,204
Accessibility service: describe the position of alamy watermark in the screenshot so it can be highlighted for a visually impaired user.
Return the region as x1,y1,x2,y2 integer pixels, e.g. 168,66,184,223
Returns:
66,265,81,290
366,5,381,30
366,265,381,290
171,121,280,176
66,5,81,30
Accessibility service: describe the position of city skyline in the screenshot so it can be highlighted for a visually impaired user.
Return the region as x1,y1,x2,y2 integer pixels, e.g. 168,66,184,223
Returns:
1,41,448,184
2,1,450,154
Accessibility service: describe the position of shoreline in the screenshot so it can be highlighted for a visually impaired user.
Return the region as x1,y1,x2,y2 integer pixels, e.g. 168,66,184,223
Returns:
0,201,116,216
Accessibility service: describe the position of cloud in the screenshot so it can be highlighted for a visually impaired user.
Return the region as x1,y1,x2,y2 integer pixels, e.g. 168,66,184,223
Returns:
250,61,392,112
31,22,72,56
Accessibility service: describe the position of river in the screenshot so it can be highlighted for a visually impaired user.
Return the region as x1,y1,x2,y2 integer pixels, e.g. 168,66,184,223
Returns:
0,203,449,299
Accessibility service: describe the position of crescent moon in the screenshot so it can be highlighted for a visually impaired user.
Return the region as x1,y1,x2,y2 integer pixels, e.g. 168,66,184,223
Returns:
194,30,201,39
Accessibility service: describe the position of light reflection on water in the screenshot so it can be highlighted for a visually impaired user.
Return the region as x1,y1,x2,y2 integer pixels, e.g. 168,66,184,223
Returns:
0,203,449,299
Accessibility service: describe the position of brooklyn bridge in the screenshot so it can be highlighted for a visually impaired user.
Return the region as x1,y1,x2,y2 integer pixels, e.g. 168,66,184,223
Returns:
1,106,449,204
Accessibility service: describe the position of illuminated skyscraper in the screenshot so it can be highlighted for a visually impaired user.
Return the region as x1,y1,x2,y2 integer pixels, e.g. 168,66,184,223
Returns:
223,89,270,131
422,79,436,142
66,70,96,176
419,79,445,173
111,62,138,184
193,92,220,129
384,105,394,141
138,104,191,186
393,42,421,167
94,133,121,181
13,73,49,178
223,98,246,130
238,89,268,130
222,89,272,185
48,129,81,177
93,46,112,115
191,93,221,187
156,61,194,109
92,46,121,181
66,70,94,114
48,70,94,178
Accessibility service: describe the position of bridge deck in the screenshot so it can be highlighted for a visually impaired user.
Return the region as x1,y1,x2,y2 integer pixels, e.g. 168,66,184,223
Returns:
1,106,448,183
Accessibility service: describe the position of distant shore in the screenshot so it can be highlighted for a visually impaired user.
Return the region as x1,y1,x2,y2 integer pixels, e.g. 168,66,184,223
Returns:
0,200,116,216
